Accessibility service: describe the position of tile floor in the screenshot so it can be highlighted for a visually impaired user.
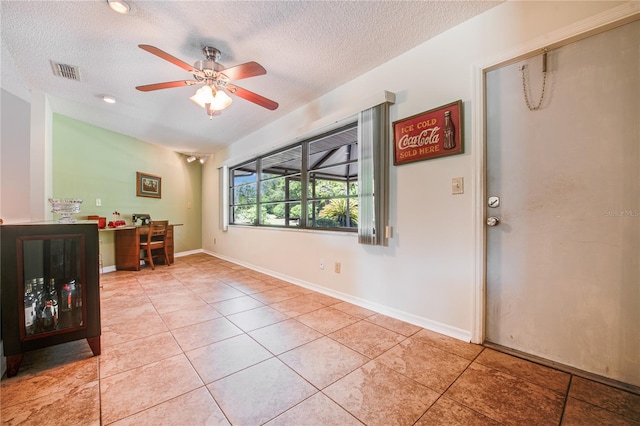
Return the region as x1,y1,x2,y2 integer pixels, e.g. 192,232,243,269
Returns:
2,253,639,425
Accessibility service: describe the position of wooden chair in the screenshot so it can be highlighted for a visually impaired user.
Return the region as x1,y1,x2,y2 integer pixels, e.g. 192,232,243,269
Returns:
139,220,170,270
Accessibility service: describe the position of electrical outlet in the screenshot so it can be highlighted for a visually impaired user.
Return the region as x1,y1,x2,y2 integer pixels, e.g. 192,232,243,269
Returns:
96,198,102,207
334,262,341,274
319,259,325,270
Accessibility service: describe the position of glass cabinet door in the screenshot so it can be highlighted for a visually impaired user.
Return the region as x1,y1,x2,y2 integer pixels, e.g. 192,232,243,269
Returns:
19,234,86,339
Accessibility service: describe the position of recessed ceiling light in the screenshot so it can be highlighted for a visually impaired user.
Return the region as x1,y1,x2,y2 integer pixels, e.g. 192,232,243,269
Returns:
107,0,130,14
102,95,116,104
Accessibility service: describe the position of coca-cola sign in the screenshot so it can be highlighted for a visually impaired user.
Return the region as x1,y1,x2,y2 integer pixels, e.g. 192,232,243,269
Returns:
393,100,463,165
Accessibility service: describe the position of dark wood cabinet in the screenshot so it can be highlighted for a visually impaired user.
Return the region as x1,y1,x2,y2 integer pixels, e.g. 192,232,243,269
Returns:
1,222,101,377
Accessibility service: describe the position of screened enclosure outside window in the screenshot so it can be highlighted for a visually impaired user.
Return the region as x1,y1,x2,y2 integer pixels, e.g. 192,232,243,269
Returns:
260,145,303,227
230,160,258,225
307,127,358,229
229,123,359,231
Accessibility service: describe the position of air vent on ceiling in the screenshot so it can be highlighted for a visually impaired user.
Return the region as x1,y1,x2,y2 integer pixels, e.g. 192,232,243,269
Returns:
50,61,81,81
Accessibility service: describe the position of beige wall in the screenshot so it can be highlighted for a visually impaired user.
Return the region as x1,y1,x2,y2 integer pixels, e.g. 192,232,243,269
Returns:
52,114,204,268
1,89,31,223
203,2,632,345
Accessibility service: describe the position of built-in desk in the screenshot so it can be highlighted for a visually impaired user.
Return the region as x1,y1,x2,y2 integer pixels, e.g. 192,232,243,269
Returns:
106,224,181,271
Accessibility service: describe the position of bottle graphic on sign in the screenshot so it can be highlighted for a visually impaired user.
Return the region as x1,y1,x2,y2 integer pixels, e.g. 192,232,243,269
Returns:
443,110,455,150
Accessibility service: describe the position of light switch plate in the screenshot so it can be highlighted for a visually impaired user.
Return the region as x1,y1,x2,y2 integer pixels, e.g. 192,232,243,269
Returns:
452,177,464,195
96,198,102,206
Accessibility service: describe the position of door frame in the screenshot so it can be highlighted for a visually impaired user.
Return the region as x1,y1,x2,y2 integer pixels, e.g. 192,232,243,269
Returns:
470,3,640,344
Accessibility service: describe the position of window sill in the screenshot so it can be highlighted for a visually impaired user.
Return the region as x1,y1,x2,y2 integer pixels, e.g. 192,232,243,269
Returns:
228,224,357,237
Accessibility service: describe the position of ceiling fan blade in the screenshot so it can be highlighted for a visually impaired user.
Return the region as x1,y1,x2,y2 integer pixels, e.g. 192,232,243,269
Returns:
228,85,279,110
138,44,199,73
220,62,266,81
136,80,199,92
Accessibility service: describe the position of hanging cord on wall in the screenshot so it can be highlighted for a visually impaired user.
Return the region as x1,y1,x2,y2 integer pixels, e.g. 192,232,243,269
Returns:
519,48,548,111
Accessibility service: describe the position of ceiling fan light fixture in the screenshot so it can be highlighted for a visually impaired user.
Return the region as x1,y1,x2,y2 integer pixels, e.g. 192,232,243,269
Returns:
107,0,130,14
210,90,232,111
190,85,232,112
190,85,215,109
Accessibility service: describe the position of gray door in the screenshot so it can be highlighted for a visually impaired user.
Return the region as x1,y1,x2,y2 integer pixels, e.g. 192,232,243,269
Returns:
485,21,639,386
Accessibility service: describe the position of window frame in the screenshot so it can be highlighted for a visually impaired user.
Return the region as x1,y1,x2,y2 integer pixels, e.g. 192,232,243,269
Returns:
228,122,359,232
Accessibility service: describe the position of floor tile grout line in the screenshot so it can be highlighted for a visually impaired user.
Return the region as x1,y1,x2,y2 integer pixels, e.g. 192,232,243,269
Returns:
558,374,574,425
564,375,640,423
420,346,512,425
204,384,234,425
122,263,390,423
225,298,383,424
205,272,496,414
364,334,473,403
105,384,224,425
274,336,369,392
317,387,369,425
474,348,573,397
101,266,220,423
257,391,320,426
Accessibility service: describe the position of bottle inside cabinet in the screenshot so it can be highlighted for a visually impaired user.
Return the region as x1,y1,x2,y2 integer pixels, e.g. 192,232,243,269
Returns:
20,237,86,338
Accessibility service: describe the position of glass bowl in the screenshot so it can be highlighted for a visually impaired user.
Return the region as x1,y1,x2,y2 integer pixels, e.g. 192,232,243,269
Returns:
49,198,83,223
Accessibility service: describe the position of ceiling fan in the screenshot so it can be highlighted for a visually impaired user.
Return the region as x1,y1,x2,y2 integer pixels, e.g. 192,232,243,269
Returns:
135,44,278,119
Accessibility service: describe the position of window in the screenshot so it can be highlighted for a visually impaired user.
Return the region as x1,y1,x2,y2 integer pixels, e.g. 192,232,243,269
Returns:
227,98,391,243
230,160,258,225
260,145,302,227
230,123,358,230
307,126,358,229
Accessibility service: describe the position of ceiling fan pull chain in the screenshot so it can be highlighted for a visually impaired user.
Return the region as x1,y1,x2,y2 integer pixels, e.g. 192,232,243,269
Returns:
519,48,548,111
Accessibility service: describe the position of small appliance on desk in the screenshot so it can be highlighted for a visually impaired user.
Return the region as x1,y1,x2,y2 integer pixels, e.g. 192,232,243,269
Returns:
132,214,151,226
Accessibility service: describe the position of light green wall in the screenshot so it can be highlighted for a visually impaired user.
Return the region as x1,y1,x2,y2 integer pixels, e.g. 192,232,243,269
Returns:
52,114,202,267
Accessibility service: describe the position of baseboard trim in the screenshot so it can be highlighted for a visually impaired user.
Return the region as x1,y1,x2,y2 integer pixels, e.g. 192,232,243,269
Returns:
204,250,472,343
175,249,204,258
99,249,204,274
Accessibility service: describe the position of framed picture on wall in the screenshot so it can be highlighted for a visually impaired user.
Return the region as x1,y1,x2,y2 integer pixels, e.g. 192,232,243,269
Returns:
393,100,463,165
136,172,162,198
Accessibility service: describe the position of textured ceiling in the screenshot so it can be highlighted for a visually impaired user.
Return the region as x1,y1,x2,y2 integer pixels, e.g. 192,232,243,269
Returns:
1,1,501,154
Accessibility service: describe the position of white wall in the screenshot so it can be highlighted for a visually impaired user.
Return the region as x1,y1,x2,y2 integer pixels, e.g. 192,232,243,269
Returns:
1,89,32,223
29,92,53,221
203,1,629,341
0,89,32,376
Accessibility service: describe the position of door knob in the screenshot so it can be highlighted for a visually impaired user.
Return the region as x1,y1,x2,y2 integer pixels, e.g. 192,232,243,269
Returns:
487,216,500,227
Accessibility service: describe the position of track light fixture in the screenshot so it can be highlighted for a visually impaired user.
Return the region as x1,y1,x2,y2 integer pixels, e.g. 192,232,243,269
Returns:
184,154,209,164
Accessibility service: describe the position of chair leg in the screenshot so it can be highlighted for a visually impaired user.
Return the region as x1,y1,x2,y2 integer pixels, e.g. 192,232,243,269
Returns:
147,247,155,270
